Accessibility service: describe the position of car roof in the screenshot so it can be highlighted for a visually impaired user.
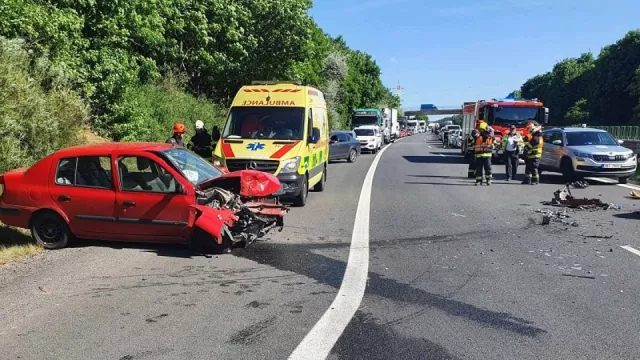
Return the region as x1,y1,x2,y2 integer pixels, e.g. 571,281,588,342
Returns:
54,142,175,156
544,127,607,133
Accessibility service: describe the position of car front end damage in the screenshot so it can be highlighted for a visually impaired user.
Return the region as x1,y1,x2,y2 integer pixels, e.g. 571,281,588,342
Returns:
190,170,289,253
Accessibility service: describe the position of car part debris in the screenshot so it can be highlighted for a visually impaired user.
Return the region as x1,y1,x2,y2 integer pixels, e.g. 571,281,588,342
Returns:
630,190,640,199
569,180,589,189
542,186,612,209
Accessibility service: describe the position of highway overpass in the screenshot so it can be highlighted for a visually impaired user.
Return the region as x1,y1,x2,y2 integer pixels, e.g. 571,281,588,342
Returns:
403,105,463,116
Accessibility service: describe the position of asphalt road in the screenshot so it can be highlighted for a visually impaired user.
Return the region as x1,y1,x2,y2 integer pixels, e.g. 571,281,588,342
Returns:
2,134,640,359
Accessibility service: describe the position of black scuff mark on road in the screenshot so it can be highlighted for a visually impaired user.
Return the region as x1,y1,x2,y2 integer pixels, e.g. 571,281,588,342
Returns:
246,300,270,309
228,316,277,345
145,313,168,323
330,311,462,360
236,243,547,338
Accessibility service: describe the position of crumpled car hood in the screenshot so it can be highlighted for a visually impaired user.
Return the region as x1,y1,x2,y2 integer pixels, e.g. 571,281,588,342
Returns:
198,169,282,198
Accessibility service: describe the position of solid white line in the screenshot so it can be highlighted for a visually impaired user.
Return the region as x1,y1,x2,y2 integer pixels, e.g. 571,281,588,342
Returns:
439,153,445,157
617,183,640,191
621,245,640,257
288,139,389,360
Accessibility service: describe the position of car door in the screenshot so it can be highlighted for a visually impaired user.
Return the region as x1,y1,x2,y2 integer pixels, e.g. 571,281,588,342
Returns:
329,133,342,160
337,133,350,157
48,155,119,239
114,153,193,242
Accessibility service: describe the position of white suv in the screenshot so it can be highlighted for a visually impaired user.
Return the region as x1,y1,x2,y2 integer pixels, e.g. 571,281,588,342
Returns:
354,126,382,154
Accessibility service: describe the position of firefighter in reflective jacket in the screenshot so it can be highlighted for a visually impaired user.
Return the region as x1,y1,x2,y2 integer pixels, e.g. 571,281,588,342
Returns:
522,124,543,185
466,120,486,178
474,122,494,186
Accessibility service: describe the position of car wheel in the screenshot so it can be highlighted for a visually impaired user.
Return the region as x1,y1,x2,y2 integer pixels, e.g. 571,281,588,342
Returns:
30,212,71,250
619,176,630,184
313,165,327,192
348,148,358,163
293,174,308,207
561,158,575,182
372,147,378,154
189,226,233,254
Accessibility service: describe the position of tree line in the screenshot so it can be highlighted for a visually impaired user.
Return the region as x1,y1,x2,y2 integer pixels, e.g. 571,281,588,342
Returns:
0,0,398,172
520,30,640,126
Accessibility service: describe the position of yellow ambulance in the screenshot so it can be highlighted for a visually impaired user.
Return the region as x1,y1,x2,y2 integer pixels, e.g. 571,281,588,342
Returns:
212,81,329,207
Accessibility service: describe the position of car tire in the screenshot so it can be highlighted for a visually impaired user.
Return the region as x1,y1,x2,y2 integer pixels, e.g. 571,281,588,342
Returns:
313,165,327,192
561,158,575,182
372,147,378,154
293,174,308,207
189,226,233,255
348,148,358,163
619,176,630,184
30,212,72,250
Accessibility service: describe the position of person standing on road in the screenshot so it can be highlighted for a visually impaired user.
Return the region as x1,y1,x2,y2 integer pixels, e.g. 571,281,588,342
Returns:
466,129,479,178
188,120,213,160
167,122,186,146
474,122,495,186
502,125,523,181
522,124,543,185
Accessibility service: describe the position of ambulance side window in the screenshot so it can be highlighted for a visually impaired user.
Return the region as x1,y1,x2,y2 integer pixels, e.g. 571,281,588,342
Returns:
307,108,313,139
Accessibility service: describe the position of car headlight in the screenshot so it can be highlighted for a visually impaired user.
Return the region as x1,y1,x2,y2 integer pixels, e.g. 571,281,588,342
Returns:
212,154,225,167
280,156,300,174
573,151,592,159
624,152,634,160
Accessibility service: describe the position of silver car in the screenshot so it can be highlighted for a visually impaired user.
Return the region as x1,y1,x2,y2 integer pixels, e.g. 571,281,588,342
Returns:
539,127,637,184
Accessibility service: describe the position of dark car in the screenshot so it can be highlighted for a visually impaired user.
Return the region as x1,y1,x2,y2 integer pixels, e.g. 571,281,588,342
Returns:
329,131,361,163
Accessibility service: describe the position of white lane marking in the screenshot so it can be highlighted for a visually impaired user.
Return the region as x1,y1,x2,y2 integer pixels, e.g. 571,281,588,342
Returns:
439,153,445,157
428,145,432,148
288,137,389,360
617,183,640,191
621,245,640,257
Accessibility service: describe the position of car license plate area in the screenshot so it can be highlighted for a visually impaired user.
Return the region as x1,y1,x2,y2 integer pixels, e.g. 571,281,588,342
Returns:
602,164,621,169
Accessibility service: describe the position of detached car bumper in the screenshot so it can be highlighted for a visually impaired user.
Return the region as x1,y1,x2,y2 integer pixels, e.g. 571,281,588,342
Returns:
277,173,305,197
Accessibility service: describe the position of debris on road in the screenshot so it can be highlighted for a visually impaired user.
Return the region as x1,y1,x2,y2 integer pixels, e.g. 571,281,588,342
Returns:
630,190,640,199
562,273,596,280
569,180,590,189
541,186,614,210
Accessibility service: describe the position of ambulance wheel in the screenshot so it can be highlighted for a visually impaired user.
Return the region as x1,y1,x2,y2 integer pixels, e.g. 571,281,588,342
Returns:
293,174,308,207
313,165,326,192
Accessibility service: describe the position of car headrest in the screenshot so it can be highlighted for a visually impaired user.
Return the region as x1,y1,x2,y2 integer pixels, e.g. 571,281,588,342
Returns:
137,157,151,170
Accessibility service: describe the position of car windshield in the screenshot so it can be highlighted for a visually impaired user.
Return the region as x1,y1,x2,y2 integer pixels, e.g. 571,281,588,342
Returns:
565,131,618,146
355,129,374,136
492,106,539,126
352,115,379,127
222,106,305,140
160,148,223,186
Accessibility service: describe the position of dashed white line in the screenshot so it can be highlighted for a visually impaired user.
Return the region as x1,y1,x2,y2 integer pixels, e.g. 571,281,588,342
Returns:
621,245,640,257
288,140,389,360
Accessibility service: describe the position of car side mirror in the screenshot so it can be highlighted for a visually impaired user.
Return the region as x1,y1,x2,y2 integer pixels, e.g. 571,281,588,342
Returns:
309,127,321,144
544,107,549,124
552,139,563,146
212,126,221,142
618,139,624,145
176,183,188,195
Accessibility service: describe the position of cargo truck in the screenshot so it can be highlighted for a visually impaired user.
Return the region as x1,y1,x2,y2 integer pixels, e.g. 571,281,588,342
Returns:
382,108,399,143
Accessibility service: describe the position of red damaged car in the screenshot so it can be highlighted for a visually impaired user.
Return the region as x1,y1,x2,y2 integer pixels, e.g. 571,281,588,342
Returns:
0,143,288,254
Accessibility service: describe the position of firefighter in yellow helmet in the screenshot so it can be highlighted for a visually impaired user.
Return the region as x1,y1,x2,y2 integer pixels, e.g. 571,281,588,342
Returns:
473,121,495,185
466,120,486,178
522,124,543,185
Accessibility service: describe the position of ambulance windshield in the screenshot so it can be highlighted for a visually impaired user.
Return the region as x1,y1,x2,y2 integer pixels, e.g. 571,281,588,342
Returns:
223,107,305,140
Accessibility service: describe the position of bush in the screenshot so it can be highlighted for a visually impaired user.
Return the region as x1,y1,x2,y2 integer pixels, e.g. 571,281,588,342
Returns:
108,72,227,142
0,37,87,173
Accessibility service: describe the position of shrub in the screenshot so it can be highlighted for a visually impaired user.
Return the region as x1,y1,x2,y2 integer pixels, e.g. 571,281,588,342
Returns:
0,37,87,173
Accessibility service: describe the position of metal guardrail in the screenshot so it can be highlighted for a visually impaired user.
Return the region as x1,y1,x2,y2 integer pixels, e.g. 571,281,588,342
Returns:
590,126,640,140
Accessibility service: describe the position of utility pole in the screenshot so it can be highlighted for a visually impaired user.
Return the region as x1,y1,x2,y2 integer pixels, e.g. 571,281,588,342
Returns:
395,80,404,106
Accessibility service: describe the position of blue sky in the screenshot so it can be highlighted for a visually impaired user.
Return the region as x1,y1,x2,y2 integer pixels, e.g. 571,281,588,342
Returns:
309,0,640,120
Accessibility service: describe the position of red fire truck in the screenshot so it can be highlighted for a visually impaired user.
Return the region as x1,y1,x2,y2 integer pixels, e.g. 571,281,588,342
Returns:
461,98,549,161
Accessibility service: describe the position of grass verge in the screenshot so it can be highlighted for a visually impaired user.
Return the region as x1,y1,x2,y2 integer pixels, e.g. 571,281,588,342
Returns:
0,221,42,266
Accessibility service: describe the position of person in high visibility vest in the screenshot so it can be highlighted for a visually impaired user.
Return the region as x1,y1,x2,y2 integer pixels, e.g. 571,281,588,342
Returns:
522,124,543,185
474,122,494,186
466,129,479,178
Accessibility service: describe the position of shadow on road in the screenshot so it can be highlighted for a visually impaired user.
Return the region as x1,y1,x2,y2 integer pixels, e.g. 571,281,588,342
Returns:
613,212,640,220
68,239,213,259
403,156,463,165
235,241,547,338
